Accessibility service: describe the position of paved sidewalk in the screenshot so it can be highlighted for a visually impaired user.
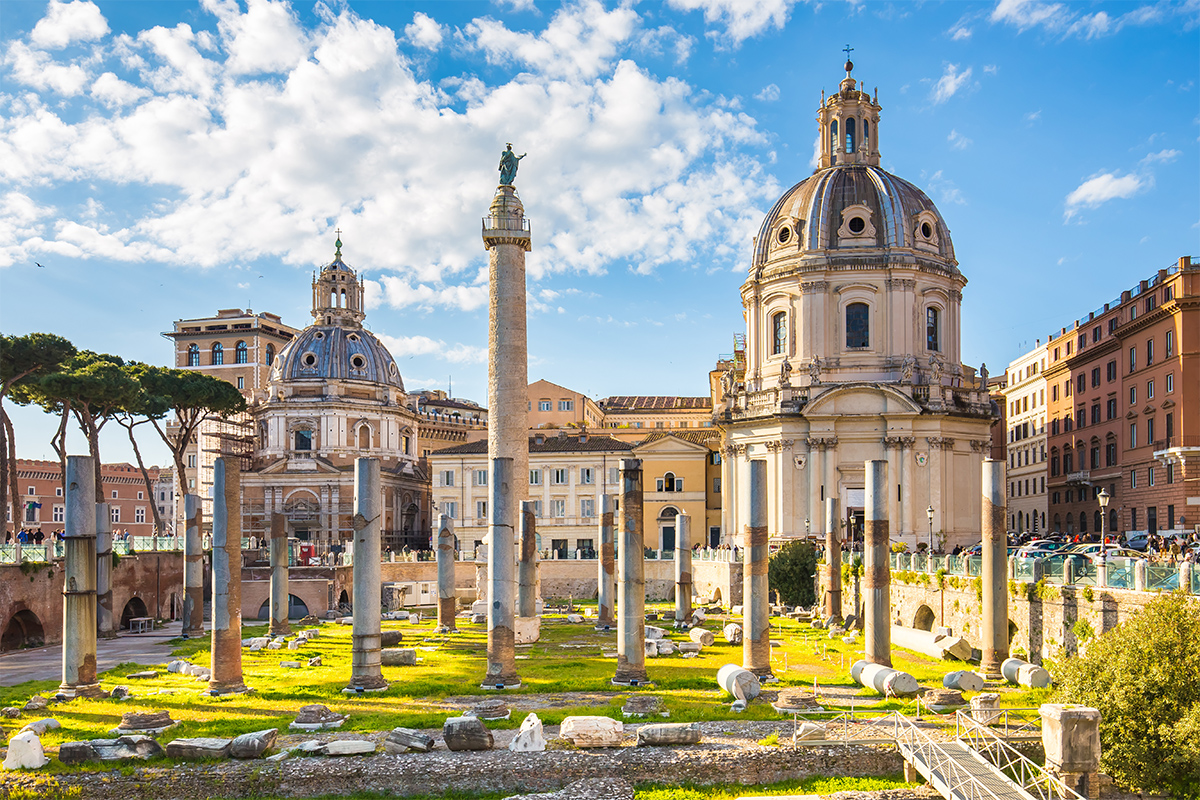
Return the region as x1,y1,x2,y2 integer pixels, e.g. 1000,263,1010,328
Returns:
0,620,189,687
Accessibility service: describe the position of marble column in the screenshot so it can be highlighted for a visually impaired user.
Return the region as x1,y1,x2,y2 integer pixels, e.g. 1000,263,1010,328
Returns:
95,502,115,639
437,514,457,631
268,513,290,637
596,494,616,630
485,456,520,689
674,512,692,623
981,458,1009,678
613,459,648,686
209,457,246,695
347,457,386,692
182,494,205,637
743,459,773,679
61,455,101,698
517,501,538,618
864,459,891,666
823,496,842,621
808,441,823,540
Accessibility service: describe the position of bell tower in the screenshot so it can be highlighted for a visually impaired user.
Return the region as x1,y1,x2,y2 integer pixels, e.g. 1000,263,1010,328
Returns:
817,51,882,169
311,233,366,328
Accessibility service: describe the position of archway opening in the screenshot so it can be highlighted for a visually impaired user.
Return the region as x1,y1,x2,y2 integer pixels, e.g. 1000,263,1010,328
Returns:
913,604,936,631
1,609,44,652
337,589,350,613
257,594,311,620
121,596,149,630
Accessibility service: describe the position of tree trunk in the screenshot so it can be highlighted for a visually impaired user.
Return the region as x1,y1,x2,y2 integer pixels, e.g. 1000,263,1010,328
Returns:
124,420,166,535
50,404,69,502
75,407,103,495
4,411,18,534
0,405,9,534
152,414,196,543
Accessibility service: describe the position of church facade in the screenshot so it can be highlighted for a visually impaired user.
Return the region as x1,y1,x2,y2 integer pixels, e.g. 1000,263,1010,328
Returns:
716,61,997,551
240,239,430,552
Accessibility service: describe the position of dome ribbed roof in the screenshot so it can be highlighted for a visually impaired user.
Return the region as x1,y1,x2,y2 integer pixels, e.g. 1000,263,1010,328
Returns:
753,164,956,270
271,325,404,391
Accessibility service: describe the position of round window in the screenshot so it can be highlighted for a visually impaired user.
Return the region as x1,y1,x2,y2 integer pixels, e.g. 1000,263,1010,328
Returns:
314,331,325,340
921,221,933,239
351,355,366,369
348,334,359,342
777,226,791,244
302,353,317,367
848,216,865,234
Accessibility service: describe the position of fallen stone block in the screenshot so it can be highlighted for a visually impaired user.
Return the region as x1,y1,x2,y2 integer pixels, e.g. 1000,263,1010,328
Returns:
851,660,920,697
110,686,130,700
559,716,622,748
287,640,302,651
722,623,742,644
381,648,417,666
165,737,232,760
289,704,346,731
655,640,676,656
280,661,302,669
166,660,191,674
112,710,176,735
677,642,702,655
622,695,664,717
57,741,100,764
644,626,665,641
323,739,376,756
944,670,985,693
384,727,435,754
443,716,493,751
380,630,404,647
307,656,322,667
1001,657,1052,688
23,696,48,712
971,693,1002,725
1,707,21,719
717,664,761,706
515,616,541,644
794,722,826,741
267,641,283,650
923,688,966,712
126,671,158,680
689,628,714,647
470,613,486,624
230,728,277,759
508,713,547,752
566,614,584,624
20,719,60,736
3,730,49,770
88,735,164,762
636,722,700,746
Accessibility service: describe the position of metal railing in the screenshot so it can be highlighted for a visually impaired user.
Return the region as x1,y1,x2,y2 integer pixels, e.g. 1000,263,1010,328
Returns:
893,711,1014,800
955,710,1086,800
890,552,1195,595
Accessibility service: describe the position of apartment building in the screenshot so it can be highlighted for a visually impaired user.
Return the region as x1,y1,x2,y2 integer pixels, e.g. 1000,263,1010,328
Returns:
999,344,1049,534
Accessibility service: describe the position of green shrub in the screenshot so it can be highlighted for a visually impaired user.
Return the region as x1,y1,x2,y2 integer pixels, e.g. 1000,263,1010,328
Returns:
1055,593,1200,798
767,540,816,607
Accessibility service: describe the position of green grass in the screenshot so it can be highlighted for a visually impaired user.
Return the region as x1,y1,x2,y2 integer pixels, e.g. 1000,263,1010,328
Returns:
0,603,1044,770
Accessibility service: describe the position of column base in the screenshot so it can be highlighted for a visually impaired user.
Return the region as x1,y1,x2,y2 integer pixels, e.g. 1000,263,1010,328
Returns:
98,631,119,641
611,675,653,688
206,682,250,696
181,627,205,639
480,678,522,690
746,666,777,682
435,624,458,634
593,623,614,632
343,679,389,694
269,623,292,637
58,683,106,699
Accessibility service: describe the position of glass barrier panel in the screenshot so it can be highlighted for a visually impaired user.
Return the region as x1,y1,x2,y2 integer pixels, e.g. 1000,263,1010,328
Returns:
1014,559,1036,581
1146,564,1180,592
1107,559,1135,589
966,556,982,577
0,544,15,563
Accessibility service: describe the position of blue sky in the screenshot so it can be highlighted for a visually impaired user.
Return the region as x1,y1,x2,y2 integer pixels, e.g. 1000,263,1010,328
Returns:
2,0,1197,466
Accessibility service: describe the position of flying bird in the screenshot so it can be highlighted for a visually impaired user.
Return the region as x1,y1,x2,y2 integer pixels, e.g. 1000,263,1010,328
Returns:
35,262,45,268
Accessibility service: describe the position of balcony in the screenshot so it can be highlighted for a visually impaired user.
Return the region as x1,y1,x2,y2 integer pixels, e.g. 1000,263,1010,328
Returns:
1065,470,1091,485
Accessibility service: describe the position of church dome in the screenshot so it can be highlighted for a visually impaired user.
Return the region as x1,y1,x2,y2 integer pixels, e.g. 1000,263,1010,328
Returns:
752,164,957,270
271,325,405,391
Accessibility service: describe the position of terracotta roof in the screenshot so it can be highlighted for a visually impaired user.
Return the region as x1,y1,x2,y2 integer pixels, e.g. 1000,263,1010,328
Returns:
598,396,712,411
636,430,722,447
430,434,634,457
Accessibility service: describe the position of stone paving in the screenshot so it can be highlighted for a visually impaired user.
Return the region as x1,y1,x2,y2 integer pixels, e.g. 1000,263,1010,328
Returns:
0,621,184,687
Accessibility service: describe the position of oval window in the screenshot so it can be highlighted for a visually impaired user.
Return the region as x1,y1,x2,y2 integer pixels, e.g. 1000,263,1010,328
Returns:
351,355,366,369
314,331,325,340
347,334,360,342
848,217,865,234
777,226,791,244
302,353,317,367
921,221,933,239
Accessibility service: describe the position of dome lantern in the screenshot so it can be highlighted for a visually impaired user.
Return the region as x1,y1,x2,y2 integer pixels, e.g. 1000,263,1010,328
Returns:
818,54,881,169
311,230,366,327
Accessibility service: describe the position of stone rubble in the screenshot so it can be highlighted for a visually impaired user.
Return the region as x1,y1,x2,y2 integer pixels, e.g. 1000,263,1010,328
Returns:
558,716,623,748
3,730,49,770
508,713,547,752
229,728,278,759
384,728,435,754
289,704,346,731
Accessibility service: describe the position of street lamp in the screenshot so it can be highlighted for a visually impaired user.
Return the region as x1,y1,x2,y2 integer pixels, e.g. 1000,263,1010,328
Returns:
926,505,935,554
1098,488,1110,587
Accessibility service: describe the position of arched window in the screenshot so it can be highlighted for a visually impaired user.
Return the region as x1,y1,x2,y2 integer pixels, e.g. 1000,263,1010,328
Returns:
186,344,200,367
772,311,786,355
926,307,941,352
846,302,869,348
830,120,838,160
845,117,856,153
862,120,870,149
1063,451,1073,473
265,344,275,366
1109,509,1116,533
330,291,338,308
1053,514,1061,532
211,342,223,365
1094,510,1102,533
234,340,248,364
1079,513,1087,534
341,289,348,309
657,472,680,492
358,426,370,449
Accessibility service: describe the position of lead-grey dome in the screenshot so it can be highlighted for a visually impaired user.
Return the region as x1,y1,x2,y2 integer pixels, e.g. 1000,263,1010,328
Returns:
753,163,957,271
272,325,404,391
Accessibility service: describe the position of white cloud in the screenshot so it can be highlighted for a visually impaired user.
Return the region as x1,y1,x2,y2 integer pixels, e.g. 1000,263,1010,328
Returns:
1024,109,1042,123
947,129,972,150
665,0,797,46
990,0,1187,38
950,24,973,39
201,0,309,75
0,2,775,308
1064,172,1147,219
983,64,998,75
405,12,446,51
1140,149,1180,165
5,41,90,95
923,170,966,205
930,63,973,104
30,0,109,49
755,83,780,102
377,333,487,364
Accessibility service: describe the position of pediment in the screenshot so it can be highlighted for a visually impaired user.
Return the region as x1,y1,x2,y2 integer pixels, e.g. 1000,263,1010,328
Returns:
803,382,924,416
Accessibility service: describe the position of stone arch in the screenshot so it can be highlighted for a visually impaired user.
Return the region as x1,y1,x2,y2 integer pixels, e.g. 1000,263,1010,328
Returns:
337,589,350,611
1,608,44,652
256,594,310,621
913,604,936,631
120,596,149,629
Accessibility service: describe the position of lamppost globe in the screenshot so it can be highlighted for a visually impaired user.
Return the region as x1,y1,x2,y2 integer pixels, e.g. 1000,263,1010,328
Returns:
1098,487,1110,587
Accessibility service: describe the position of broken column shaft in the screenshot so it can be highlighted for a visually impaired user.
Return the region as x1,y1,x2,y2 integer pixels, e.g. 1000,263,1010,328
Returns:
268,513,290,636
674,512,692,623
485,456,520,688
595,494,616,630
743,459,772,679
864,459,891,667
209,457,246,694
347,457,387,692
182,494,205,637
61,455,101,698
613,459,648,686
824,496,842,622
981,458,1009,678
517,501,538,618
95,502,115,639
437,514,457,631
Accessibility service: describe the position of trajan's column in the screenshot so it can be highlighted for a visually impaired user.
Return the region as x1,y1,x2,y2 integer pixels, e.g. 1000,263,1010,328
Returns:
482,144,530,689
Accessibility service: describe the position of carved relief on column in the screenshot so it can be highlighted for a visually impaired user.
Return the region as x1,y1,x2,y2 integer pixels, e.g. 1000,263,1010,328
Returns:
926,436,955,450
764,440,782,453
968,439,991,453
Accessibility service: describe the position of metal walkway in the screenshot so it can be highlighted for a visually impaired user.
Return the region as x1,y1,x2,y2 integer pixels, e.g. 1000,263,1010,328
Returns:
893,711,1086,800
